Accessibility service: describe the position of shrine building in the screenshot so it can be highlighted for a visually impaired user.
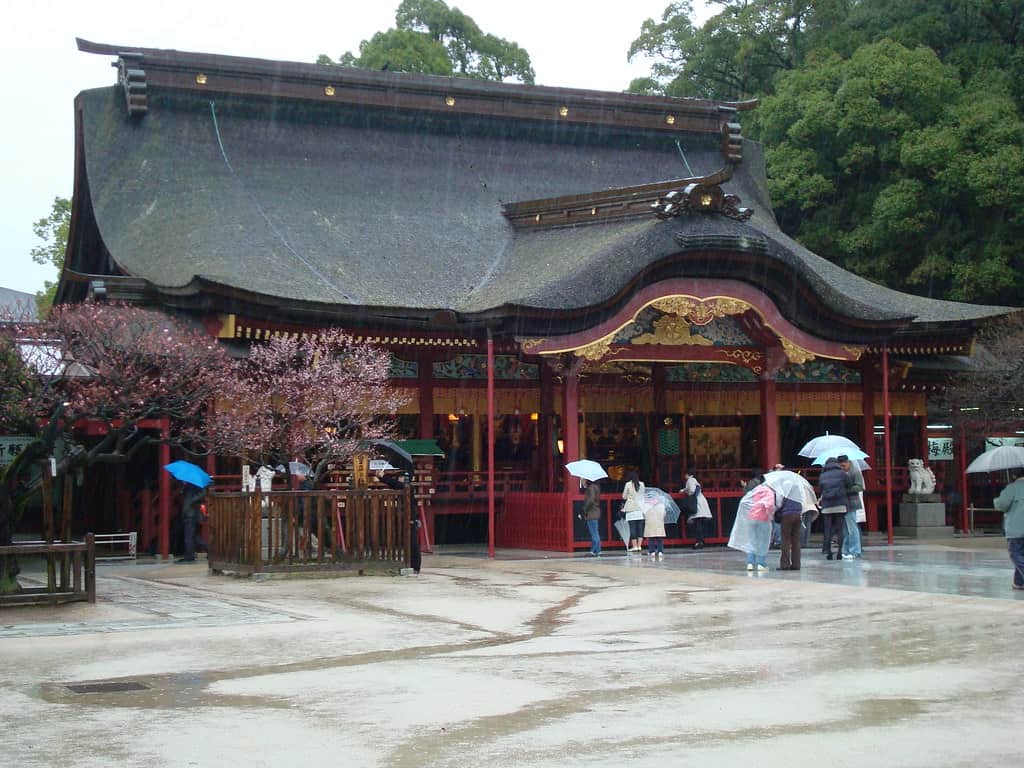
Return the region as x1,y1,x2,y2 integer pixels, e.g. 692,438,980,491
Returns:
57,39,1019,553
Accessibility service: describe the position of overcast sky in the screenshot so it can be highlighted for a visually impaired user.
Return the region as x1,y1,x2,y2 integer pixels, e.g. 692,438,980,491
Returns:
1,0,710,295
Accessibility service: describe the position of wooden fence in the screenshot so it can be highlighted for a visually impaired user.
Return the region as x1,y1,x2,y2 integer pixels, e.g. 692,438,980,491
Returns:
207,489,412,575
0,535,96,606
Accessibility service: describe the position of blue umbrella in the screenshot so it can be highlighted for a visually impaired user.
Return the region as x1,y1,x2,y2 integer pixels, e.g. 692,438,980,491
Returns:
164,460,212,489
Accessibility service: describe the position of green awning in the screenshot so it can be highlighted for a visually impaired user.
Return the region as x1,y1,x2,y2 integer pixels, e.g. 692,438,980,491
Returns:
394,439,445,457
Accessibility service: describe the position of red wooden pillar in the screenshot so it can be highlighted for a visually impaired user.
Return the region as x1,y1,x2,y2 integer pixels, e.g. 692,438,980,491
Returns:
418,354,434,440
486,333,495,559
562,369,580,465
562,365,581,552
158,418,171,559
861,364,879,532
540,362,555,492
882,345,894,545
959,423,970,533
758,376,779,471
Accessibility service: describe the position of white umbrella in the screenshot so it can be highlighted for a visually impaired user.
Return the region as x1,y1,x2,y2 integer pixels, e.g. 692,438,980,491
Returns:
966,445,1024,474
798,433,861,459
811,446,869,465
564,460,608,482
762,470,816,507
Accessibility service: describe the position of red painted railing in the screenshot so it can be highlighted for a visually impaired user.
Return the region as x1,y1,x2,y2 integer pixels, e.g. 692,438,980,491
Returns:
495,490,743,552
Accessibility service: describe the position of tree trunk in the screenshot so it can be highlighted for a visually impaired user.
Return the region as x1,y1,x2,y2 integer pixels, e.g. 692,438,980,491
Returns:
0,485,21,595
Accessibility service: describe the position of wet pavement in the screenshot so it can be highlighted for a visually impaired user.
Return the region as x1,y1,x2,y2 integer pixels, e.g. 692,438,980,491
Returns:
2,536,1022,767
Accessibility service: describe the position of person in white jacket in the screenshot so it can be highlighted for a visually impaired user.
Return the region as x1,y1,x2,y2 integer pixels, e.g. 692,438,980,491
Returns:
682,468,713,549
621,471,646,552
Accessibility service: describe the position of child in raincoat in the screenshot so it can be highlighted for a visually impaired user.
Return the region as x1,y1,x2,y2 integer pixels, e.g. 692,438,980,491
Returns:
728,483,776,572
643,496,667,560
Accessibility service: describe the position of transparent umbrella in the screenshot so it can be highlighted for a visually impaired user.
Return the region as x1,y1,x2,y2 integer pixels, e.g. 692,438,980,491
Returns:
643,487,682,524
798,433,861,459
966,445,1024,474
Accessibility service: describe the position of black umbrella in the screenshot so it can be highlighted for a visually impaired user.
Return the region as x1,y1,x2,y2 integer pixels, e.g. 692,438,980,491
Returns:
371,440,414,471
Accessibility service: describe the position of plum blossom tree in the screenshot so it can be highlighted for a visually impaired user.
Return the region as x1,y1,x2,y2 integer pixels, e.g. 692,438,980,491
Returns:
0,301,231,592
207,330,409,485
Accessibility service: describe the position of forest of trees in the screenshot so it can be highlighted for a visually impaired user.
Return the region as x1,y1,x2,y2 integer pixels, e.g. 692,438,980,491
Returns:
628,0,1024,305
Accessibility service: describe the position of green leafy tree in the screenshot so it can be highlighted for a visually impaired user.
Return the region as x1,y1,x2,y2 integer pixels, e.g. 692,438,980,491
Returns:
30,196,70,317
628,0,836,99
320,0,534,83
753,40,1024,303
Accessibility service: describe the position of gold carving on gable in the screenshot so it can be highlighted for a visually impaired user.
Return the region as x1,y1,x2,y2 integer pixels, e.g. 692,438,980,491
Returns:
576,336,614,362
631,315,714,346
652,296,751,326
519,338,546,353
842,345,865,360
780,338,816,364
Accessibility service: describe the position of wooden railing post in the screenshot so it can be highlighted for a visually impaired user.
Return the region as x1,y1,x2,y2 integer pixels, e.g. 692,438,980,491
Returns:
85,533,96,604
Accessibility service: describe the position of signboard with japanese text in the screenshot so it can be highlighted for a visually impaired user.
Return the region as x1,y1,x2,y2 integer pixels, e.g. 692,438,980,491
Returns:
0,436,33,466
984,436,1024,450
927,437,954,461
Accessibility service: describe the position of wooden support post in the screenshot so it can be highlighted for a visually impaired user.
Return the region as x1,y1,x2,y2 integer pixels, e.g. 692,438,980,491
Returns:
758,376,779,471
60,474,72,589
861,364,879,531
85,533,96,604
883,345,894,545
540,363,555,492
418,354,435,440
959,423,970,534
41,463,55,594
487,332,495,559
562,363,581,552
158,419,171,559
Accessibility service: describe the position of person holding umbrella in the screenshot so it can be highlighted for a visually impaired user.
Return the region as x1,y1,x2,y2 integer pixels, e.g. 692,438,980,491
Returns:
163,461,212,564
566,460,608,557
817,456,849,561
580,479,602,556
621,470,646,552
994,468,1024,590
176,481,208,563
643,493,667,560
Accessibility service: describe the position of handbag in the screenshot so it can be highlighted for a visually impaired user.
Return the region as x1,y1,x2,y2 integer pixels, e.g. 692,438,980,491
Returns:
681,494,698,517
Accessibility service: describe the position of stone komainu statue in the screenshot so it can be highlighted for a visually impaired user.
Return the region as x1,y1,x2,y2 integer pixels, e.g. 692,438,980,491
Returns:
907,459,936,495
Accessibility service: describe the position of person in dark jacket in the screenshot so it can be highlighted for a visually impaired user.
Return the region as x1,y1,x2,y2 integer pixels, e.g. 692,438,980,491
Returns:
817,457,850,560
176,482,207,563
580,479,602,556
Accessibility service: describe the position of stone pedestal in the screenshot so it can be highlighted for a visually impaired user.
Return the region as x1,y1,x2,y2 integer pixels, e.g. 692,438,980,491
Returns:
894,494,954,538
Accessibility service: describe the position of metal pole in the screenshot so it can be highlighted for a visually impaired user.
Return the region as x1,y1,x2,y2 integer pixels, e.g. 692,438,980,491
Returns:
487,330,495,559
882,344,894,545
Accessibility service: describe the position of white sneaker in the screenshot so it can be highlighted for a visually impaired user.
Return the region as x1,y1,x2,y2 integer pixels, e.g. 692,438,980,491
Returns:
657,552,663,560
757,564,768,572
842,554,856,561
746,563,754,571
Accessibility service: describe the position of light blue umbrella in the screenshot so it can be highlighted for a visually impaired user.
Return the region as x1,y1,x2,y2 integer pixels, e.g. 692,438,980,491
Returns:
163,460,212,489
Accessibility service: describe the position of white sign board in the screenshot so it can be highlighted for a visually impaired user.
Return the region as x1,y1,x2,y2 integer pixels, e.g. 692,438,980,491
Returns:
927,437,954,461
0,436,34,466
